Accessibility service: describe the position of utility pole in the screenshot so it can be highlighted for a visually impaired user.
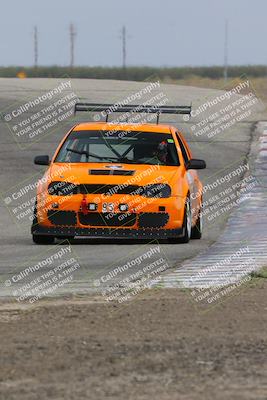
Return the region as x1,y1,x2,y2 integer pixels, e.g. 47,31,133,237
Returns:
34,26,38,68
224,19,228,83
122,25,126,69
70,23,76,68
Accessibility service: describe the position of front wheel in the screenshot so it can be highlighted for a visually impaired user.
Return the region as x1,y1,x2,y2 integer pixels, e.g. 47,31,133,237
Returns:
32,234,55,244
32,199,55,244
168,197,192,244
191,206,203,239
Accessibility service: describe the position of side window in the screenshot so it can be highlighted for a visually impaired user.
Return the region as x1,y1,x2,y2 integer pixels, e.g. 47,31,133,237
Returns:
176,133,189,164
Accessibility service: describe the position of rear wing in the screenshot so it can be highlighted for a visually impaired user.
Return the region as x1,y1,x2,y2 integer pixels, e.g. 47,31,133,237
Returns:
74,102,192,124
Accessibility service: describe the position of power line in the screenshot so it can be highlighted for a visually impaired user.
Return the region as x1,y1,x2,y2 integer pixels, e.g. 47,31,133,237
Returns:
34,26,38,68
70,23,76,68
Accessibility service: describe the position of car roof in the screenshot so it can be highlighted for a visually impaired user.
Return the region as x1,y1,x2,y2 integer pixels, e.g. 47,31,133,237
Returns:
73,122,173,133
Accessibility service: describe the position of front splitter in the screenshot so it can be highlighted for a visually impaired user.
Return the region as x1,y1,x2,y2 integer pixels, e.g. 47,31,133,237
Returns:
31,224,184,240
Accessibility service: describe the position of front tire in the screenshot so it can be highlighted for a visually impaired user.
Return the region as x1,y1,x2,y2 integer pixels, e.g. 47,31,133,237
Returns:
32,199,55,244
191,206,203,239
32,234,55,244
168,197,192,244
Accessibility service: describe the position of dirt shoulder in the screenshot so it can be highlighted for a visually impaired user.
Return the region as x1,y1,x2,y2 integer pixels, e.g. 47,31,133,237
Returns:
0,279,266,400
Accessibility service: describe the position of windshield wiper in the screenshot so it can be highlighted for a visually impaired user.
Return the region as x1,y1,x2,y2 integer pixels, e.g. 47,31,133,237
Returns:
113,157,156,165
66,148,118,162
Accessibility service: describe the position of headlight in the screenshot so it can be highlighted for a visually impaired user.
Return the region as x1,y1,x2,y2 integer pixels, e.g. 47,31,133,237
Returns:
142,184,171,198
48,181,78,196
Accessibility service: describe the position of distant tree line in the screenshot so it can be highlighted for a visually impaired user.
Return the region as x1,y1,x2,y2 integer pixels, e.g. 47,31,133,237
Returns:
0,65,267,80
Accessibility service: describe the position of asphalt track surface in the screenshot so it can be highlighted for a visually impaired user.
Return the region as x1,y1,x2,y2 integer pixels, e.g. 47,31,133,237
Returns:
0,78,263,299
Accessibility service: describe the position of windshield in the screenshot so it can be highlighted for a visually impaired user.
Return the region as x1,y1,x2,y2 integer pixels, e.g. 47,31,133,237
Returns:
55,130,180,166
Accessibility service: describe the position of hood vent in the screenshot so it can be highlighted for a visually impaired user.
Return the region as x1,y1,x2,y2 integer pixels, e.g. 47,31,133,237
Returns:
89,169,135,176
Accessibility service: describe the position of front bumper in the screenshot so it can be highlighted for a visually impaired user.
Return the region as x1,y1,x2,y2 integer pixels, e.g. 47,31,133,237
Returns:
37,194,185,229
31,224,184,240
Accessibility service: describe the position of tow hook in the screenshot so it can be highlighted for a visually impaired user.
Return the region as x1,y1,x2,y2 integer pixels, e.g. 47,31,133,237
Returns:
80,196,88,215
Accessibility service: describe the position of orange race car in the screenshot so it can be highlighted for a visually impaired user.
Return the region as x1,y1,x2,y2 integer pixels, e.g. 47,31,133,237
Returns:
31,103,206,244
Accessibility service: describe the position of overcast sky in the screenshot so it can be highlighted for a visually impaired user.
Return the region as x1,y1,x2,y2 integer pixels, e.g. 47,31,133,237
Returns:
0,0,266,67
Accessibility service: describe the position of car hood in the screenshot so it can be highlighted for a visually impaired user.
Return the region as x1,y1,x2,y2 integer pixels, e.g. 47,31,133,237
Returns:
49,163,182,187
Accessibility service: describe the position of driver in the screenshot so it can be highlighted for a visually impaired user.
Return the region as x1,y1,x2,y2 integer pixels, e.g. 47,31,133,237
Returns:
154,140,168,164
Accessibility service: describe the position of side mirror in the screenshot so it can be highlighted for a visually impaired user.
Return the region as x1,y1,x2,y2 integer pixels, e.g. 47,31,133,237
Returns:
186,159,206,170
34,155,50,166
